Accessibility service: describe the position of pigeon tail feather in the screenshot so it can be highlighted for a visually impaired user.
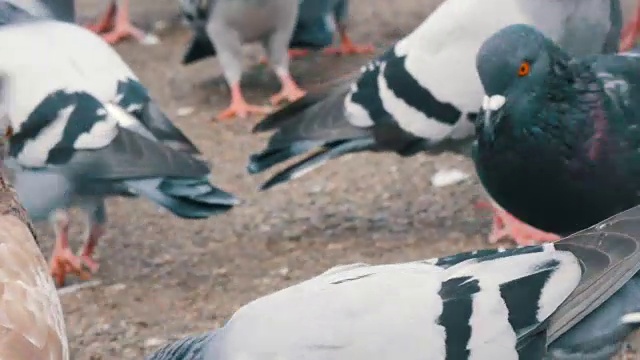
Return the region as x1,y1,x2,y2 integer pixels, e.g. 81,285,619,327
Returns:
125,177,238,219
257,137,377,191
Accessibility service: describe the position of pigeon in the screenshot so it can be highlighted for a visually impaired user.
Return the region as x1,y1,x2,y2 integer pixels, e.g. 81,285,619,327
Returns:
145,205,640,360
9,0,155,45
84,0,152,45
178,0,370,120
180,0,373,65
473,22,640,243
287,0,374,58
0,170,69,360
178,0,307,120
0,18,239,286
247,0,634,246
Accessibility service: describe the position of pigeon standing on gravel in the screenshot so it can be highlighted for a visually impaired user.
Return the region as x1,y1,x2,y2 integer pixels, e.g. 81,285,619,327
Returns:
247,0,637,246
287,0,374,58
473,23,640,244
145,206,640,360
84,0,153,45
180,0,373,65
178,0,307,120
0,18,239,287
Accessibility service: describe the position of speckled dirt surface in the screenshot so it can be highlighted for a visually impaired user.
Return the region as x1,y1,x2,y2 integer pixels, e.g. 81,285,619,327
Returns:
41,0,640,359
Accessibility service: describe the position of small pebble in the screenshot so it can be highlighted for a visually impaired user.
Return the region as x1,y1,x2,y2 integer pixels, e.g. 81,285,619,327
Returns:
144,337,166,348
177,106,195,117
153,20,168,31
140,33,160,46
431,169,470,187
277,267,290,277
106,283,127,293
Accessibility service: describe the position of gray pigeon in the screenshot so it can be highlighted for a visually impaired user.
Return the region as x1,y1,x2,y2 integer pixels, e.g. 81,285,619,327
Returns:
248,0,630,246
145,205,640,360
180,0,373,63
179,0,307,120
83,0,152,45
15,0,152,44
0,18,238,286
290,0,373,55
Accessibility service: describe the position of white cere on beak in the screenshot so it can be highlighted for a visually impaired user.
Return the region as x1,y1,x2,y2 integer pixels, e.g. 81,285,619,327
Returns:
482,95,506,111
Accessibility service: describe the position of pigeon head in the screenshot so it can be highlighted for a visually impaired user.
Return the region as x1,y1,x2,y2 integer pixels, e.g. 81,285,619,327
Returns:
475,24,573,141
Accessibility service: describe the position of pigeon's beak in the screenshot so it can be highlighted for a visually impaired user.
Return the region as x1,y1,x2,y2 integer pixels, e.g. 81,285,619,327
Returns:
480,95,506,141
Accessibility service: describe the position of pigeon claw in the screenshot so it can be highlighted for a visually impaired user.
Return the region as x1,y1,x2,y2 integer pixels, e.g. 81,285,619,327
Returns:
323,31,374,56
49,247,93,287
323,42,375,56
100,23,148,45
216,101,272,120
78,253,100,274
84,0,116,34
270,75,306,106
477,199,561,246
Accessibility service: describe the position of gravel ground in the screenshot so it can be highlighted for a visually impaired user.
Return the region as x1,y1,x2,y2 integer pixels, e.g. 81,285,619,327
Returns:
41,0,640,358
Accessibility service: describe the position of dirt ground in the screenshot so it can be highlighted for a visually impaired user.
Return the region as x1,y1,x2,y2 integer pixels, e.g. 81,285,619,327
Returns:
44,0,639,358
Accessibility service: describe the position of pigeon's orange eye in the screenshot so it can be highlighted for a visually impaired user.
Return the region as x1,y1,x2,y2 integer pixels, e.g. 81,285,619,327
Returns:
4,126,12,138
518,61,531,77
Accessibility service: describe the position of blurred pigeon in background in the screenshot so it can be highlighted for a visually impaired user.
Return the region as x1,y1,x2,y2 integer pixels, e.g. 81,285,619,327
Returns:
7,0,155,44
180,0,373,64
473,23,640,243
179,0,371,121
287,0,374,58
84,0,153,45
179,0,306,120
0,18,238,286
248,0,634,246
145,206,640,360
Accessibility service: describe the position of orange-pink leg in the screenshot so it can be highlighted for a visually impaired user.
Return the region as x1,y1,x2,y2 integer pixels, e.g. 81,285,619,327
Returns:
620,0,640,51
77,224,104,273
269,73,306,106
323,27,374,56
85,0,147,45
476,198,561,246
216,82,272,120
48,211,91,287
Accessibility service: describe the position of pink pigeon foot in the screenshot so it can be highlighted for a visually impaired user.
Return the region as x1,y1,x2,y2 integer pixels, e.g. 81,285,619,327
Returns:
476,199,561,246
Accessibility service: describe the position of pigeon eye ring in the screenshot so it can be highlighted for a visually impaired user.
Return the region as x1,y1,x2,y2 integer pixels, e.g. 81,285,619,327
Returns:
518,61,531,77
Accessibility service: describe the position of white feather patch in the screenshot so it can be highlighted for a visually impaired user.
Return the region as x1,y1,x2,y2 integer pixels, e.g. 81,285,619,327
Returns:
466,276,519,359
344,89,374,127
621,312,640,324
73,110,118,149
481,95,505,111
431,169,470,187
104,102,141,128
377,63,453,141
15,106,73,167
443,246,580,355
